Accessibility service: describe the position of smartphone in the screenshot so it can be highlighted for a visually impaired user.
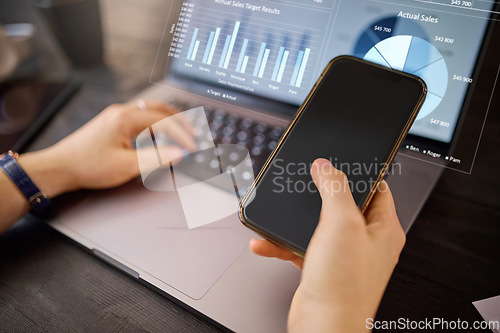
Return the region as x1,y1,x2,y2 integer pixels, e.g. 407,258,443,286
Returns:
239,56,427,257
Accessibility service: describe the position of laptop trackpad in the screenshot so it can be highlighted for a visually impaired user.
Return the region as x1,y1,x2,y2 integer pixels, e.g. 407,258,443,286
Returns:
54,176,253,300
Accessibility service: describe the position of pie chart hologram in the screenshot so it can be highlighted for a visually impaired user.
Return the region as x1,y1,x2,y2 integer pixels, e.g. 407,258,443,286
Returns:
363,35,448,120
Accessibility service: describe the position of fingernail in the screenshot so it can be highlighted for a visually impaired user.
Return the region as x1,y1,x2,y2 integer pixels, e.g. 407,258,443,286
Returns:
312,158,332,171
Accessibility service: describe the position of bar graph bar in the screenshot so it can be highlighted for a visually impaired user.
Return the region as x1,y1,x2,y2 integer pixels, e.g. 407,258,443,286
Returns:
207,28,220,65
202,31,215,63
241,56,249,73
223,21,241,69
258,49,271,78
295,48,311,87
253,43,267,76
186,28,199,60
290,50,304,86
219,35,231,67
236,39,249,72
271,47,285,81
191,40,200,61
277,50,289,83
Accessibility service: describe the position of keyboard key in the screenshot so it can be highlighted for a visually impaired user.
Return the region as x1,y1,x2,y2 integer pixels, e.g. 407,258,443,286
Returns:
251,146,263,156
229,152,240,162
240,118,253,129
195,153,205,163
209,159,219,169
223,164,235,172
222,125,236,136
242,171,253,181
199,141,211,150
270,127,284,139
221,136,232,144
236,131,249,142
215,146,224,155
226,114,239,124
254,122,267,133
268,141,278,150
212,109,226,120
253,134,265,145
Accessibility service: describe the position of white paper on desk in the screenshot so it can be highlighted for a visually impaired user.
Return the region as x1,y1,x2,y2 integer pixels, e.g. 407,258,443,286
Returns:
473,295,500,333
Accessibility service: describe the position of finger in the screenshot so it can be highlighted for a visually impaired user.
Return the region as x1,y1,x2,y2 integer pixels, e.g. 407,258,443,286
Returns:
364,181,398,226
310,158,360,221
125,99,176,115
130,100,195,135
249,239,304,269
132,101,196,150
164,104,197,136
129,144,185,176
119,108,197,151
151,116,198,152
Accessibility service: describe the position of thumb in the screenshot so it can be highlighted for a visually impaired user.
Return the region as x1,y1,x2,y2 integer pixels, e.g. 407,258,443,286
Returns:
310,158,358,216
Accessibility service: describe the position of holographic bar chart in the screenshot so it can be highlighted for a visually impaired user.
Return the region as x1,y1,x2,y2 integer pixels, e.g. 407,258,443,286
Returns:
185,19,314,88
167,0,332,101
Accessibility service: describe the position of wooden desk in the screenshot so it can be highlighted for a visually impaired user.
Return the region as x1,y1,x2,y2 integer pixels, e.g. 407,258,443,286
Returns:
1,0,499,332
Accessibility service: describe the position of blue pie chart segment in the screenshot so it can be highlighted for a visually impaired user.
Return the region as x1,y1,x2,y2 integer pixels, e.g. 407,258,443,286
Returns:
353,16,428,58
364,36,448,120
404,37,443,73
374,35,413,70
414,58,448,98
364,48,391,68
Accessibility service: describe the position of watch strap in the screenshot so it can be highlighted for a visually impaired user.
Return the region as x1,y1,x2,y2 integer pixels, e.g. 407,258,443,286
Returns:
0,152,51,212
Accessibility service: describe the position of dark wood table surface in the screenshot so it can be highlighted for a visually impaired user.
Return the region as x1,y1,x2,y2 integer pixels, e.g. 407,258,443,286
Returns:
1,0,499,332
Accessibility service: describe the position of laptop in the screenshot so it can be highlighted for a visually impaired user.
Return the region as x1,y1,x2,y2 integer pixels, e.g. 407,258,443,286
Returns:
49,0,498,331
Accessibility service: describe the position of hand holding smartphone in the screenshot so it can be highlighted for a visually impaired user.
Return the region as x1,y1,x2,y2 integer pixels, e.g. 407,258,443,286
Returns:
239,56,427,257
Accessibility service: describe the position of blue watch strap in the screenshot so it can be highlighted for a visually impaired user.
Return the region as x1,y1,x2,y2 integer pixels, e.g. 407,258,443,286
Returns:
0,152,51,212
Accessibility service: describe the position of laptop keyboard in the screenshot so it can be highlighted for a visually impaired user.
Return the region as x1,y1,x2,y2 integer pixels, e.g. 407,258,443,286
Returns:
173,101,284,175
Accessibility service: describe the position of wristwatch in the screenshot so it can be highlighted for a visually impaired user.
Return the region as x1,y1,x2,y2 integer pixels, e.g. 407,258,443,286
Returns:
0,150,51,212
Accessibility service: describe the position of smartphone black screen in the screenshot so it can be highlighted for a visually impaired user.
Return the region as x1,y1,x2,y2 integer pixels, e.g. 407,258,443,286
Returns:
241,56,426,254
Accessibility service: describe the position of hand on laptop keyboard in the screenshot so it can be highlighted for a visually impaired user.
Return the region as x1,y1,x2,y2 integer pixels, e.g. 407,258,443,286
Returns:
0,101,195,232
170,100,284,175
133,100,285,198
138,100,285,197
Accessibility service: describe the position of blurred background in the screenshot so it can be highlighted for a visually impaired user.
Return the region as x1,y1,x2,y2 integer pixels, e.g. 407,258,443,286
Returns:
0,0,168,80
0,0,170,152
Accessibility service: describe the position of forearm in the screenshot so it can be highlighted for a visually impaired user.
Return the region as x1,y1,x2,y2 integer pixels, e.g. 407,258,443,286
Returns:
0,101,189,233
0,147,77,233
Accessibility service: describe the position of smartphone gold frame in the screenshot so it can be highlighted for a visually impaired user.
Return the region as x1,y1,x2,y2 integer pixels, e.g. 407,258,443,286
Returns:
239,55,427,257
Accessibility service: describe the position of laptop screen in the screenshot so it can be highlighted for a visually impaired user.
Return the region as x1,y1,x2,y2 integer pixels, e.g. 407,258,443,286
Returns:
167,0,496,145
